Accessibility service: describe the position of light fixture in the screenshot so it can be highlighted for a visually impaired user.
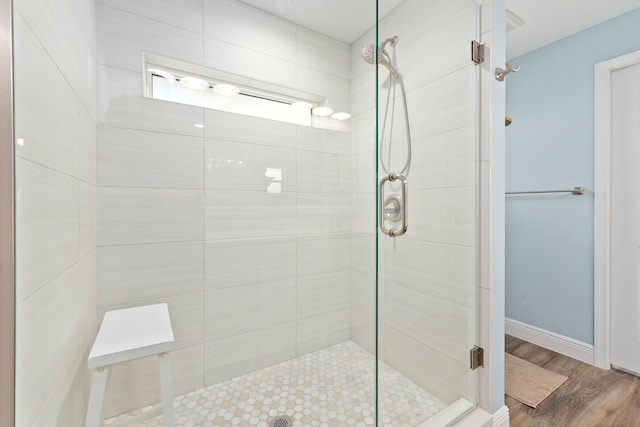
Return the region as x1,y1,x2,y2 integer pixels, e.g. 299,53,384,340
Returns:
147,68,176,83
292,101,313,110
312,106,334,117
194,123,205,128
179,76,209,91
213,83,240,96
331,112,351,121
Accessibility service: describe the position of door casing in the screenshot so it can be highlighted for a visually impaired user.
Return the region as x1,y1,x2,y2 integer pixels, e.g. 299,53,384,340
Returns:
594,49,640,370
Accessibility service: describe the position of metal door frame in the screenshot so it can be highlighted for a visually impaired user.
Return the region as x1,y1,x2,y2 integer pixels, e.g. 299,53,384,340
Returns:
0,0,15,425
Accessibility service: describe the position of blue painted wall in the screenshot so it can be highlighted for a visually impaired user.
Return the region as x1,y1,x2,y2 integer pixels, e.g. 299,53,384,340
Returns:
506,8,640,344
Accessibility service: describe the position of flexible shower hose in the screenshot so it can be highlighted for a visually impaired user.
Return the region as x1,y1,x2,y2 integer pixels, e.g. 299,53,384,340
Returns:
379,70,412,176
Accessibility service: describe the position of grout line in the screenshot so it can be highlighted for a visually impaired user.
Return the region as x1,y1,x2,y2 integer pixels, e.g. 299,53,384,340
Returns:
97,240,205,248
96,124,204,140
17,249,96,305
96,2,204,37
15,10,90,116
94,121,205,141
386,325,470,369
16,147,96,186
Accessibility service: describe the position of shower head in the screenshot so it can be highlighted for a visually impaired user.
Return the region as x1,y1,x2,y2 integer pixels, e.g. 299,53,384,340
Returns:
361,43,377,65
360,36,400,78
360,36,398,64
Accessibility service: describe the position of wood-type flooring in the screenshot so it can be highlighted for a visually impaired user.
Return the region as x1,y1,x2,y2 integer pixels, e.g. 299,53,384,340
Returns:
505,335,640,427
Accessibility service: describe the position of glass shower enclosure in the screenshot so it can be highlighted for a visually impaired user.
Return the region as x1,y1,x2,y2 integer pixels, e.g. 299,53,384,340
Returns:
371,0,481,423
13,0,481,425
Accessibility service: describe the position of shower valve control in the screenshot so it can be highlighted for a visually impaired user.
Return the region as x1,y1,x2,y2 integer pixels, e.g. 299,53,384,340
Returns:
379,173,408,237
383,194,403,222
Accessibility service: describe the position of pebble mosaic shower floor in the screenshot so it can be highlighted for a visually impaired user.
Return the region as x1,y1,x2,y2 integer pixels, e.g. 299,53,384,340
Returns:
105,341,448,427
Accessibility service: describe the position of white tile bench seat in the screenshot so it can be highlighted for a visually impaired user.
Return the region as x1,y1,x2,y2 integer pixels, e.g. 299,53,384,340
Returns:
84,303,175,427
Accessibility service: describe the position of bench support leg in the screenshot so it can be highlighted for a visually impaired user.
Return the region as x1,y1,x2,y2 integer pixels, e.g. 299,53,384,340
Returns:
158,353,175,427
84,367,109,427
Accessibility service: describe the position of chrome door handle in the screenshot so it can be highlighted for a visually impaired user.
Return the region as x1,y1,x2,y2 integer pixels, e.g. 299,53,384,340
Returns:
379,173,408,237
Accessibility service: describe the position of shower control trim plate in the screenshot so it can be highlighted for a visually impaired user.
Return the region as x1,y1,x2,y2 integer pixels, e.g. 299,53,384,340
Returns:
379,173,408,237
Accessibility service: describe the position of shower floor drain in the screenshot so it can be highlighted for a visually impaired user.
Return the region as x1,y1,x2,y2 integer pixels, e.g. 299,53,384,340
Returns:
269,415,293,427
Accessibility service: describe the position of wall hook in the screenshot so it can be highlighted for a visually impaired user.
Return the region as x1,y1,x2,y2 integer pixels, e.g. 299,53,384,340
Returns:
495,62,520,81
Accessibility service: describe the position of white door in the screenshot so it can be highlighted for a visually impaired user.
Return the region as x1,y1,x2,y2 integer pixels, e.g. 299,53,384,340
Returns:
611,62,640,375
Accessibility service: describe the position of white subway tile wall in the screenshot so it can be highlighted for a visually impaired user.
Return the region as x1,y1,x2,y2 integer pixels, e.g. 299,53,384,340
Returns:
96,4,204,72
14,0,97,425
97,0,204,34
98,126,205,189
204,139,297,192
95,0,355,417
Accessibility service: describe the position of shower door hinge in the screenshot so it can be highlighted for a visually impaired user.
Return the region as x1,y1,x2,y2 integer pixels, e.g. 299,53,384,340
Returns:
471,41,485,64
470,346,484,370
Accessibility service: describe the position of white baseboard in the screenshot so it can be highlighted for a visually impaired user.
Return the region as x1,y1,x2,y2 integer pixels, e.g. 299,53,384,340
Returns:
505,318,594,365
492,405,510,427
451,405,509,427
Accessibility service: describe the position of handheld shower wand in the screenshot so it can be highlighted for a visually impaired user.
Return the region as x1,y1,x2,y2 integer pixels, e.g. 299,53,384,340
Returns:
360,35,413,238
360,35,411,176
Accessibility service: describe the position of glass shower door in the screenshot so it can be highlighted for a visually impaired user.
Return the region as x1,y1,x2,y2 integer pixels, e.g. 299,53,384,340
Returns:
373,0,482,424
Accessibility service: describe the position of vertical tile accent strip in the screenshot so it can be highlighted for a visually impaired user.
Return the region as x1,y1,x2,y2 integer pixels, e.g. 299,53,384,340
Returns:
0,0,15,426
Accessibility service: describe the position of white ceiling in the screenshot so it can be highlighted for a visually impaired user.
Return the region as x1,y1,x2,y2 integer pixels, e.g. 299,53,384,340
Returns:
238,0,403,43
507,0,640,59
